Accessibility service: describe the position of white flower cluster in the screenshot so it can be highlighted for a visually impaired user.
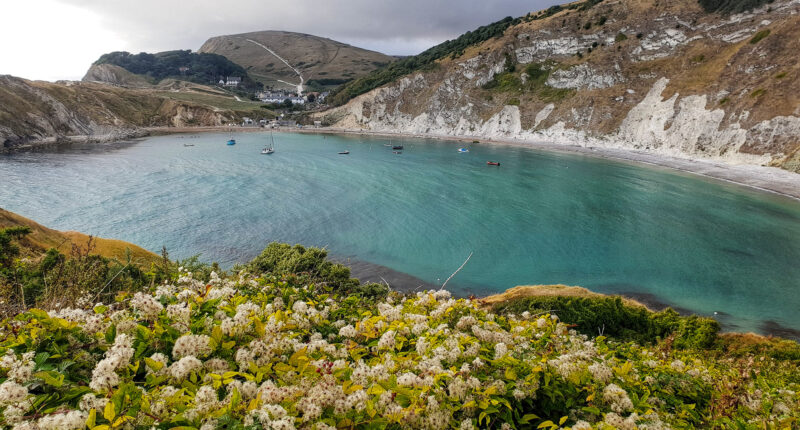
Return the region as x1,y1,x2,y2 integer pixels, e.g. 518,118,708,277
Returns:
131,291,164,320
172,334,213,359
89,333,134,392
0,351,35,384
603,383,634,413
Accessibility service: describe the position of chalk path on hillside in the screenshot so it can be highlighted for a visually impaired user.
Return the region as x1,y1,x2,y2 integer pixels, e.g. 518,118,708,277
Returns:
245,38,304,94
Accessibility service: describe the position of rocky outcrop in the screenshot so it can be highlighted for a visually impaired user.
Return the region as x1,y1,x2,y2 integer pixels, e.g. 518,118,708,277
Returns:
0,75,244,151
322,0,800,172
82,64,153,87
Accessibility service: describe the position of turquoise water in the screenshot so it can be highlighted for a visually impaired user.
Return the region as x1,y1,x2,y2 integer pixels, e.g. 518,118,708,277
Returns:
2,132,799,336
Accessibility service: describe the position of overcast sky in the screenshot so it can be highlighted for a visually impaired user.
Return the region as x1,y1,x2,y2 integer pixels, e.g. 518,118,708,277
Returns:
0,0,559,82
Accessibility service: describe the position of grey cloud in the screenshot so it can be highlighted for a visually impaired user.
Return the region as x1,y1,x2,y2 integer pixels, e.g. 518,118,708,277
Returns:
60,0,559,55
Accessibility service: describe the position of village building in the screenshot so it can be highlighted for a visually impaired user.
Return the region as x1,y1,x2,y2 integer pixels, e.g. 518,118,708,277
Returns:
220,77,241,87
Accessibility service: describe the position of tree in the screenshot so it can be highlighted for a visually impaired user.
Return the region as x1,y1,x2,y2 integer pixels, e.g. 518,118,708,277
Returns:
306,94,316,103
282,99,293,108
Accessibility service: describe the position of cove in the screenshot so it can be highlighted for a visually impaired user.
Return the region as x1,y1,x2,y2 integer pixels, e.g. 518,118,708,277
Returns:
1,132,799,337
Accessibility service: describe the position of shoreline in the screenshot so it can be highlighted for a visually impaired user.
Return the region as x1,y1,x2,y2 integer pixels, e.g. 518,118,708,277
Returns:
145,125,800,201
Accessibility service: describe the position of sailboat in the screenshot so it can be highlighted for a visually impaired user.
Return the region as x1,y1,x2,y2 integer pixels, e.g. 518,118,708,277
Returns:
227,130,236,145
261,132,275,154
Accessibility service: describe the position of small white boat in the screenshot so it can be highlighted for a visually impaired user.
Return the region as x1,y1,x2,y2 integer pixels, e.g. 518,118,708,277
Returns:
338,150,350,155
458,148,469,153
262,132,275,154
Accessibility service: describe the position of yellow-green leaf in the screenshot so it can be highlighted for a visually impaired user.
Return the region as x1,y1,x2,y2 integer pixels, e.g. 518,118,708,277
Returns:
86,409,96,428
103,401,115,421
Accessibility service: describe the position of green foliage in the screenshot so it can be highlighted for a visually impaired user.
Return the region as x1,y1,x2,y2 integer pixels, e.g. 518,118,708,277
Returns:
749,29,771,44
615,32,628,42
507,98,521,106
699,0,775,14
491,295,720,348
0,268,797,429
483,62,574,103
751,88,766,97
775,72,787,79
248,242,386,296
0,226,31,268
95,50,260,90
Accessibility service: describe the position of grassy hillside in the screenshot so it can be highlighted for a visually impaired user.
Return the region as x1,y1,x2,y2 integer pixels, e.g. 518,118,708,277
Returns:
0,208,160,266
198,31,395,90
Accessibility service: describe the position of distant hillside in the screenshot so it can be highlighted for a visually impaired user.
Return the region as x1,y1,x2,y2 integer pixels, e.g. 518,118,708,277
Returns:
198,30,395,91
0,75,274,150
85,50,260,90
321,0,800,173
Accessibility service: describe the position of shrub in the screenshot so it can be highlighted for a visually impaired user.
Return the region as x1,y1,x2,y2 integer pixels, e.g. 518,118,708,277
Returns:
1,271,797,429
248,242,386,296
491,295,720,347
615,32,628,42
749,29,771,44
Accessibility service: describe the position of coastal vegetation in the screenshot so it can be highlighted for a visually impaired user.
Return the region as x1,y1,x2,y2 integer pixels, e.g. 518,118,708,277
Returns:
482,61,574,103
698,0,775,13
94,50,260,91
0,213,797,429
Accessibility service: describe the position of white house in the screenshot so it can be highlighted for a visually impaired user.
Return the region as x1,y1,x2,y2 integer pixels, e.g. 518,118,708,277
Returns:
223,77,241,87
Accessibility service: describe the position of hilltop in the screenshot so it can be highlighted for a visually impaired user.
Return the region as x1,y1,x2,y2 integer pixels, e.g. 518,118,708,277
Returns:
199,30,395,91
321,0,800,173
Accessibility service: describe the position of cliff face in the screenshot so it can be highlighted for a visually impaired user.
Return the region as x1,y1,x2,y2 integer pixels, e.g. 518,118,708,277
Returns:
0,75,251,150
82,64,154,87
322,0,800,172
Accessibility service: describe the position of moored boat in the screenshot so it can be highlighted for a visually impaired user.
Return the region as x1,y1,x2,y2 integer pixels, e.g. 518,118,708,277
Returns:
338,150,350,155
487,161,500,166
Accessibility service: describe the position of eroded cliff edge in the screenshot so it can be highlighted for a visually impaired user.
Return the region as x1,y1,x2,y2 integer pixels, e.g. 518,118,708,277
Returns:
321,0,800,173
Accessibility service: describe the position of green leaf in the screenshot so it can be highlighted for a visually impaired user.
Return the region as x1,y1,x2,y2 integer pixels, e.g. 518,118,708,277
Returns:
105,324,116,344
582,406,601,415
34,371,64,387
538,420,555,429
521,414,539,424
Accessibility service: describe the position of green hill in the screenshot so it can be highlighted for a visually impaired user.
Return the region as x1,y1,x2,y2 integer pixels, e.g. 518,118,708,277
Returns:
199,30,396,91
87,50,260,91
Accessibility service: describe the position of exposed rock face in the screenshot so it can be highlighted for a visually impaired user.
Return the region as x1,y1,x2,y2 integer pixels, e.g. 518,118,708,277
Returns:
322,0,800,172
0,75,238,150
82,64,153,87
